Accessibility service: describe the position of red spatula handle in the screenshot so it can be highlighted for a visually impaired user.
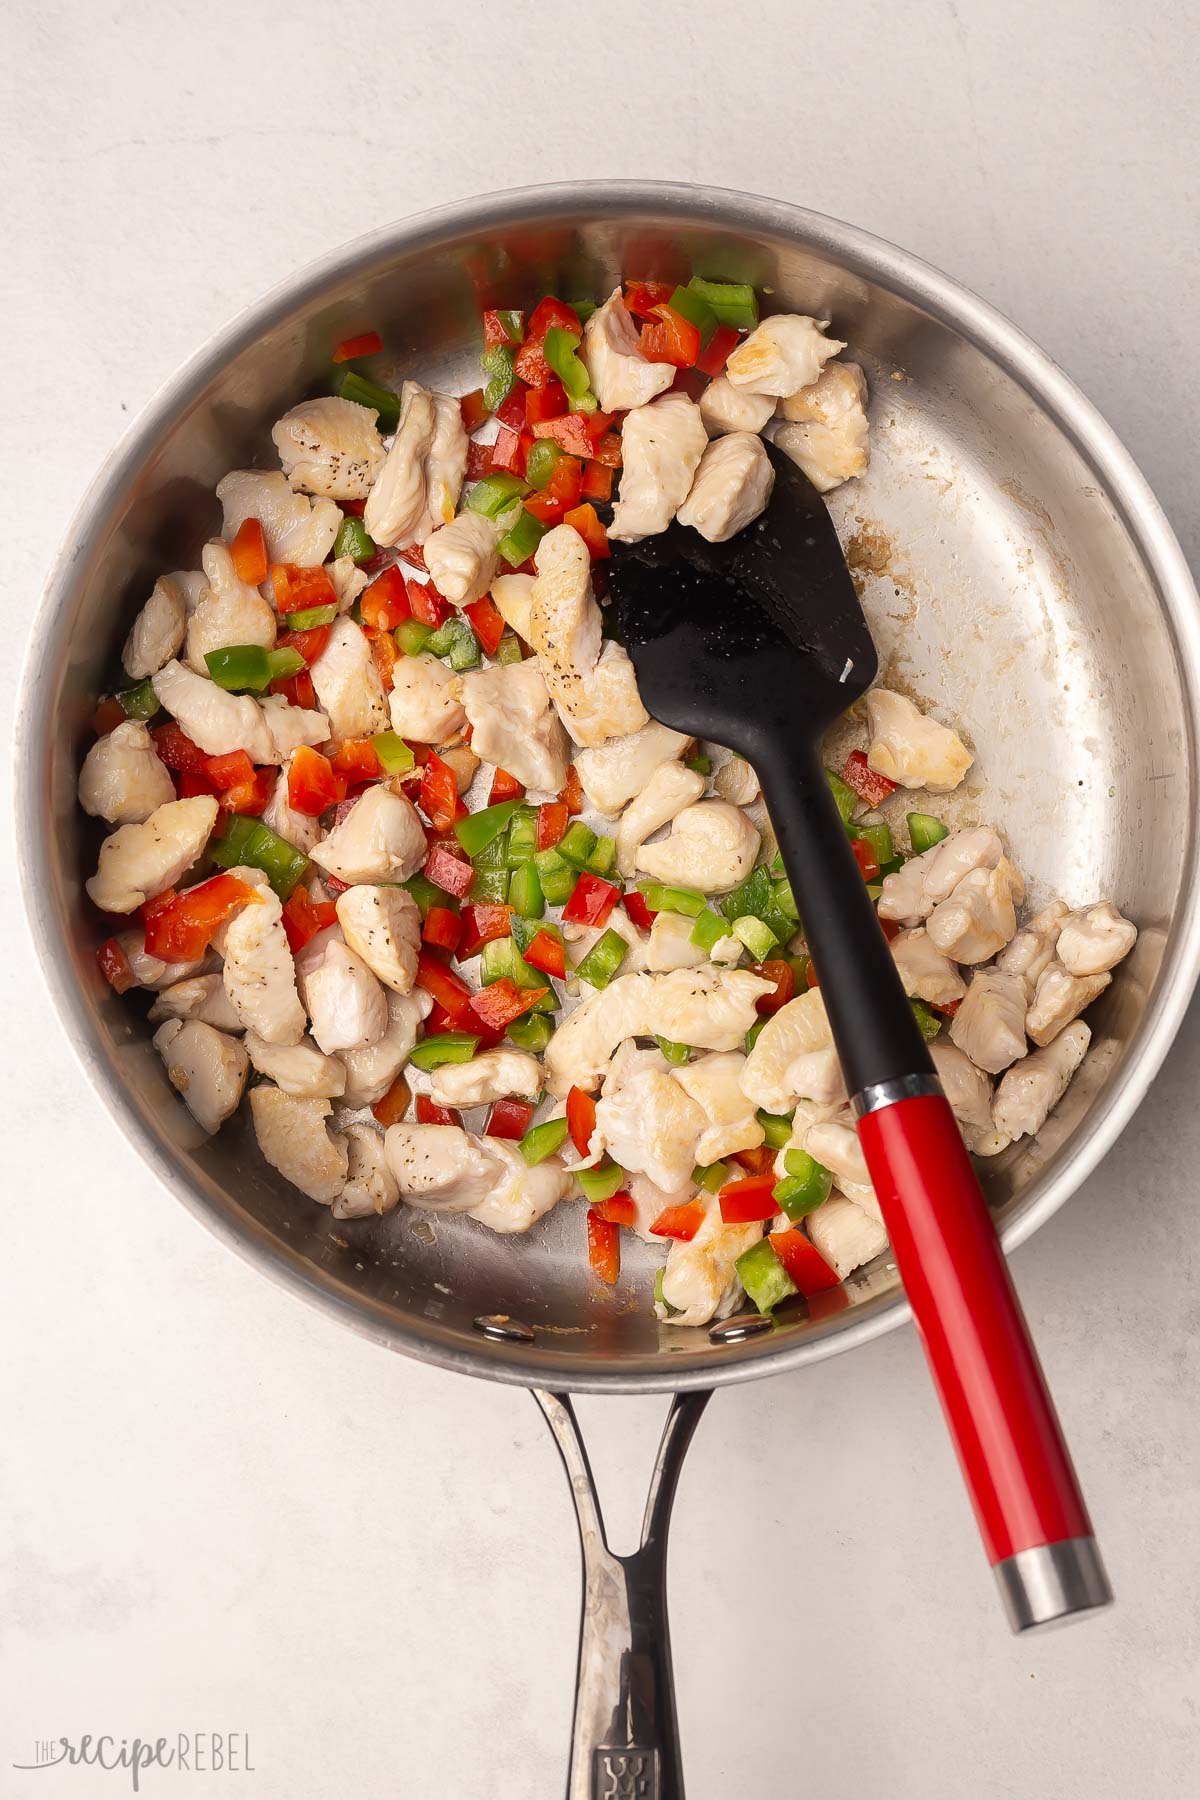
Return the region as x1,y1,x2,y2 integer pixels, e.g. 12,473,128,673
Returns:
857,1090,1111,1629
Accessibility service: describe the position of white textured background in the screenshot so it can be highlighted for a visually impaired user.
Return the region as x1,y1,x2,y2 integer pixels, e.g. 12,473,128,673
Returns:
2,3,1198,1796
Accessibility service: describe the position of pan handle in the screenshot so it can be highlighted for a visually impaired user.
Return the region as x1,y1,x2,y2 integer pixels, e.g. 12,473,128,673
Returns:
533,1388,711,1800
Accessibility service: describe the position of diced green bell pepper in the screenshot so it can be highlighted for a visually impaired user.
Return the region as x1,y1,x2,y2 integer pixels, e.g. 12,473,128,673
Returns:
692,1160,729,1193
853,818,894,868
372,730,415,775
497,507,548,568
542,326,598,412
504,805,539,866
494,631,524,665
286,601,339,630
773,1148,833,1221
686,276,760,331
204,644,303,692
467,471,527,519
493,309,525,344
571,299,597,325
403,872,442,917
211,815,308,900
667,284,717,347
773,876,799,923
507,1012,554,1053
470,868,512,905
826,767,858,826
685,749,712,775
639,882,706,918
396,618,434,656
335,368,401,432
690,910,732,954
524,439,566,490
481,935,547,993
116,679,160,721
508,860,544,920
481,343,516,414
587,836,616,877
907,811,949,854
511,915,561,958
735,1238,797,1314
574,928,629,989
655,1036,692,1065
425,615,480,670
557,821,598,870
756,1110,795,1150
471,828,509,872
654,1266,679,1315
533,847,576,906
455,799,517,859
332,517,376,564
732,914,778,961
575,1162,626,1203
519,1116,570,1165
910,999,943,1042
720,866,793,944
407,1031,481,1072
744,1018,767,1053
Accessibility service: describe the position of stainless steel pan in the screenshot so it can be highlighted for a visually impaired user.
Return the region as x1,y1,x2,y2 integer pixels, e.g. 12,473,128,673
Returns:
17,183,1200,1796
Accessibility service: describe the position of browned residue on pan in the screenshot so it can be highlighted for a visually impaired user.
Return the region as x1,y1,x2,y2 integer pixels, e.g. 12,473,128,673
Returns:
845,519,920,630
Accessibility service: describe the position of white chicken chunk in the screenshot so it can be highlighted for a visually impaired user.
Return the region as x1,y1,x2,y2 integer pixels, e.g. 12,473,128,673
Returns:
581,287,676,412
221,885,307,1046
773,361,870,494
184,540,277,676
544,966,773,1096
424,390,470,531
740,988,832,1113
243,1031,346,1099
565,906,650,976
615,762,707,877
151,660,277,764
993,1020,1090,1143
334,885,421,995
926,858,1024,964
609,392,707,542
383,1122,502,1212
713,756,761,806
725,314,845,398
1025,962,1110,1047
333,1124,403,1220
428,1048,543,1111
112,930,211,992
295,934,388,1056
948,967,1028,1075
388,652,466,745
671,1051,764,1165
636,801,760,894
152,1019,248,1135
467,1137,573,1235
804,1119,873,1197
595,1051,706,1192
309,617,389,740
271,395,386,501
339,988,431,1107
574,721,691,815
490,571,534,643
86,794,218,913
699,375,776,438
889,927,966,1007
363,380,438,548
122,573,188,679
78,720,175,825
929,1039,1008,1157
676,432,775,542
865,689,973,794
148,974,244,1032
261,759,322,855
328,554,369,615
423,509,504,607
217,470,343,568
879,827,1005,925
806,1192,888,1280
259,695,332,762
529,524,647,746
656,1199,763,1328
1056,902,1138,977
786,1047,848,1106
309,786,427,885
996,900,1069,996
644,910,707,972
460,659,570,796
250,1086,349,1204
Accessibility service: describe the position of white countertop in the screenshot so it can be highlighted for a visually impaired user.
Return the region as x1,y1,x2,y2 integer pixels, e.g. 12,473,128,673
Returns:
3,4,1198,1794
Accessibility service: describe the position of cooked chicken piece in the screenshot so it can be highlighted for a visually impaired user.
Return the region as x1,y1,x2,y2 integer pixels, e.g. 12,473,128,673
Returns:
620,1172,694,1241
259,694,332,762
460,659,570,796
112,929,212,991
529,524,647,746
769,1098,847,1178
334,884,421,994
615,762,707,876
915,829,1005,914
804,1119,872,1194
609,392,707,542
581,287,676,411
1056,902,1138,977
564,905,650,976
309,786,427,885
333,1124,402,1219
948,967,1028,1075
490,571,535,642
122,573,189,679
221,885,306,1045
636,801,760,894
86,794,218,913
656,1199,763,1327
184,540,277,675
250,1086,349,1204
424,390,470,531
468,1137,574,1235
806,1192,888,1280
595,1050,706,1191
271,395,386,502
339,988,431,1106
786,1048,848,1106
740,988,833,1112
725,315,845,398
151,660,277,764
926,858,1024,963
671,1051,764,1165
148,974,243,1031
243,1031,347,1099
79,720,175,826
207,863,272,955
865,689,973,794
574,721,691,815
676,432,775,542
310,617,389,740
542,975,654,1097
217,469,343,567
996,899,1069,996
423,509,504,606
153,1019,249,1134
1025,962,1110,1046
383,1122,503,1211
327,554,369,615
929,1039,1008,1156
890,927,966,1007
261,759,322,855
773,361,869,494
295,934,388,1056
713,756,760,806
644,910,707,972
993,1020,1090,1143
363,380,438,548
388,652,465,745
699,375,776,438
428,1048,543,1110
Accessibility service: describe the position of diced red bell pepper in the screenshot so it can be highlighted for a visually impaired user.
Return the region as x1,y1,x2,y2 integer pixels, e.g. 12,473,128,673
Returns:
416,1094,460,1127
368,625,399,692
566,1086,597,1158
595,1193,637,1228
419,749,461,832
671,366,708,401
485,1096,536,1140
331,738,383,782
561,872,620,928
559,765,584,815
464,594,506,657
843,748,896,807
524,490,569,526
531,411,616,458
271,562,337,615
93,696,127,736
488,769,524,806
639,304,701,369
460,388,489,433
878,916,900,943
177,770,216,798
271,669,318,711
489,423,525,475
399,540,429,572
458,902,512,958
333,330,383,363
772,1229,840,1296
361,565,411,631
220,767,275,816
624,280,675,320
729,1145,776,1177
580,460,614,503
203,749,255,793
425,841,476,900
482,310,522,347
230,516,268,586
935,997,961,1018
695,322,741,378
803,954,820,989
97,936,136,994
422,905,463,955
522,928,566,980
514,297,584,388
415,949,474,1021
469,976,547,1031
591,432,624,469
563,503,610,561
143,872,255,963
751,958,795,1014
536,800,569,851
276,623,331,669
850,838,881,882
341,497,367,517
718,1174,780,1224
648,1200,705,1242
525,377,569,425
372,1073,411,1127
151,721,209,774
406,579,448,628
621,890,657,931
281,886,338,953
494,387,528,432
586,1209,621,1285
465,439,493,480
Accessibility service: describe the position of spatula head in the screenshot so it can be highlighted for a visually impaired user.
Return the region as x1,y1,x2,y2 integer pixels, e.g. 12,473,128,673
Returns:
605,442,876,761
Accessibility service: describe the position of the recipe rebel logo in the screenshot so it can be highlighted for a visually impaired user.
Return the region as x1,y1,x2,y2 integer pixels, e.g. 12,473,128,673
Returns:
12,1733,255,1790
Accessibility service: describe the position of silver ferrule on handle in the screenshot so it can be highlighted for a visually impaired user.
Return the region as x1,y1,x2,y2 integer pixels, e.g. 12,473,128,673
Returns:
993,1536,1113,1632
851,1072,944,1118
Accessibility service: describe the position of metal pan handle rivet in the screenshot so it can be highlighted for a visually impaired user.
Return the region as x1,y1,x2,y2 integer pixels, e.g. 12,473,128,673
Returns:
473,1314,536,1344
709,1314,774,1345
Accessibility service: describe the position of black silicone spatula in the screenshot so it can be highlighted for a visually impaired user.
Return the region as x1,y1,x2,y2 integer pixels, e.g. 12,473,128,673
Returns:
605,443,1111,1631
